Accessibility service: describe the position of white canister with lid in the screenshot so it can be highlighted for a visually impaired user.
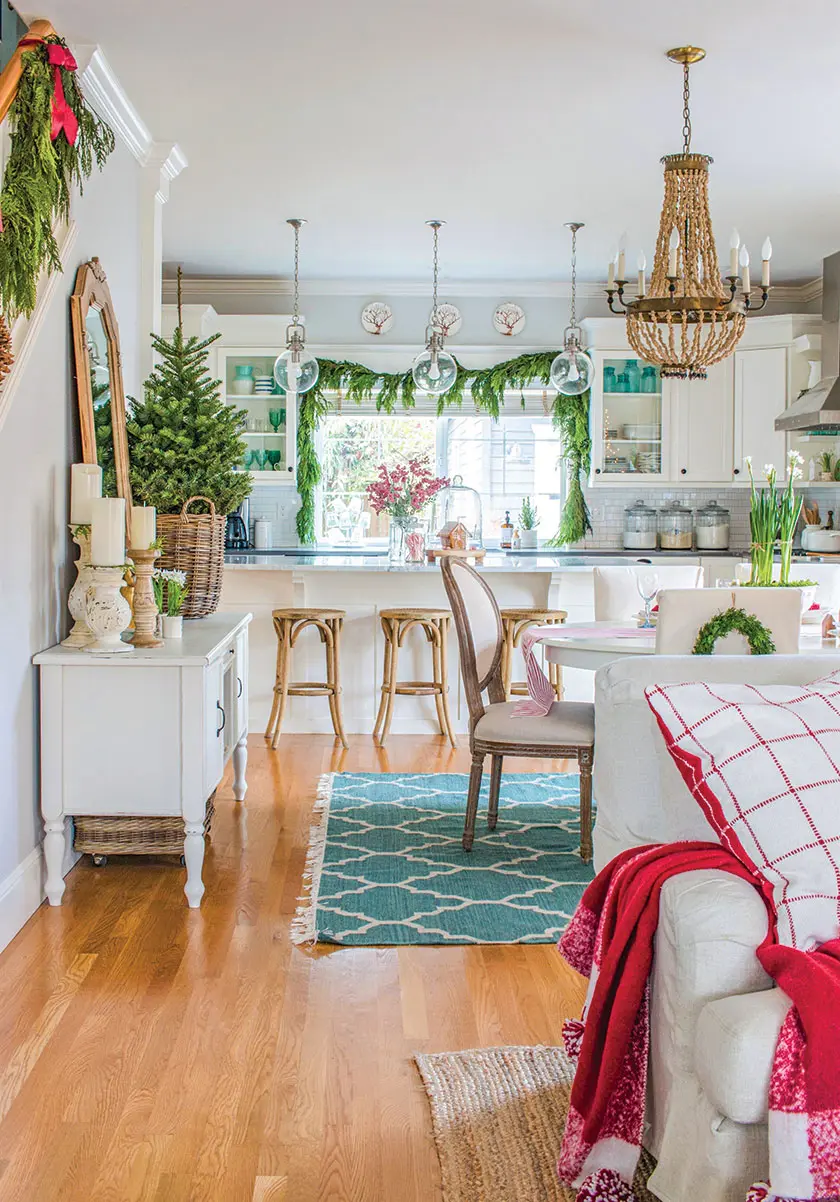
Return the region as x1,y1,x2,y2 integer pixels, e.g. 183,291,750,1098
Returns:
254,517,272,550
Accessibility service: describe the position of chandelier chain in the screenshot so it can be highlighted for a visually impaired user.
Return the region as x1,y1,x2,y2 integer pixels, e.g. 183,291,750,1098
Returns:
682,61,692,154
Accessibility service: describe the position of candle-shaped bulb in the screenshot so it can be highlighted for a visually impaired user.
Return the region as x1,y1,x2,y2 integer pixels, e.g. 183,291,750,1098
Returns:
729,228,741,249
761,237,772,261
668,228,679,277
740,244,751,295
761,237,772,288
637,252,646,271
729,228,740,277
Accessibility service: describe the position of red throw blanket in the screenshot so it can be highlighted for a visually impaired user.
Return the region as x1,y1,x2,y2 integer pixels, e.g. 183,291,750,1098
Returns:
557,843,840,1202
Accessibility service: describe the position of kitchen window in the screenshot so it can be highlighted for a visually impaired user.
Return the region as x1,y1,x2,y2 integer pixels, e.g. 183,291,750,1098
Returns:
315,401,564,545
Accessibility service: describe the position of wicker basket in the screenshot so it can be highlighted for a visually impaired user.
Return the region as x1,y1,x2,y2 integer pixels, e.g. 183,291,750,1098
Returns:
73,793,215,857
157,495,226,619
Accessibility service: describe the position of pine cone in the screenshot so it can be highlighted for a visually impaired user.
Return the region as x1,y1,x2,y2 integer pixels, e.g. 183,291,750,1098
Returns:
0,314,13,383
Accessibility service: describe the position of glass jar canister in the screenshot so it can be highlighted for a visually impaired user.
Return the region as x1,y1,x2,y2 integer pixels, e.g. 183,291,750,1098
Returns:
641,366,659,393
695,500,731,550
658,500,694,550
603,366,617,393
615,372,629,392
431,475,483,550
623,499,658,550
624,360,641,393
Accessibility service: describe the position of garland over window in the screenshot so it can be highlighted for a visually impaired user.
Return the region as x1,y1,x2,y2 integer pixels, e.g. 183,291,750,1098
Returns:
295,353,592,546
0,35,114,319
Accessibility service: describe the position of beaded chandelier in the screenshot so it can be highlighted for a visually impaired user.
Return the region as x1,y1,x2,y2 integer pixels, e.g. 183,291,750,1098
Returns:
606,47,771,379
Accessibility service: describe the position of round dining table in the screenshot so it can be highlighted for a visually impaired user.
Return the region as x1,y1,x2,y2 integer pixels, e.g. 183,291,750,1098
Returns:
540,620,840,671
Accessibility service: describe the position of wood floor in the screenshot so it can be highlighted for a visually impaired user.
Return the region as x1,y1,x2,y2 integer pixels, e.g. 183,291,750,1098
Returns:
0,736,586,1202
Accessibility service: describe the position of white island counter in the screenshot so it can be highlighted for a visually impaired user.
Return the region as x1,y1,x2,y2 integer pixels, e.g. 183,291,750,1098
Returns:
221,550,744,733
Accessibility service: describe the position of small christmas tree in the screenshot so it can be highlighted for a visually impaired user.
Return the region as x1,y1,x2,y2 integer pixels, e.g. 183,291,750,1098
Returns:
128,302,250,516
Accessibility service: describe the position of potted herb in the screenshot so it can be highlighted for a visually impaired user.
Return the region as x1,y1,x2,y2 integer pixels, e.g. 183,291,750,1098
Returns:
519,496,540,549
819,450,835,482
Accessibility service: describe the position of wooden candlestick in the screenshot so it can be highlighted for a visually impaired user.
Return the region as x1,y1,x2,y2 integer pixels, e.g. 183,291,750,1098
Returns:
127,548,163,647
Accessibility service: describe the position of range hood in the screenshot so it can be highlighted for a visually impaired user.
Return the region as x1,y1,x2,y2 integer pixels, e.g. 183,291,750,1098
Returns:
776,250,840,432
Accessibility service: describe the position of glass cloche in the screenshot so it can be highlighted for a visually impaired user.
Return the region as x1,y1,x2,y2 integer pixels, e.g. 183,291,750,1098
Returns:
432,475,483,550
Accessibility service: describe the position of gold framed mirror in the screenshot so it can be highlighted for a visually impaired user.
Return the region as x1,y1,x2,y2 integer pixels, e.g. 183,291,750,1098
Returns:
71,258,132,507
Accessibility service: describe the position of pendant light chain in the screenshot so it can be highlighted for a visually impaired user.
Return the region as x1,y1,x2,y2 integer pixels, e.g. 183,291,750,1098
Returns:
569,225,578,329
682,60,692,154
432,221,440,314
292,221,301,325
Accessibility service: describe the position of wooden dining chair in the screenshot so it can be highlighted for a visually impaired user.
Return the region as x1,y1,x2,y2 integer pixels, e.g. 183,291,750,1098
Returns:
440,556,595,857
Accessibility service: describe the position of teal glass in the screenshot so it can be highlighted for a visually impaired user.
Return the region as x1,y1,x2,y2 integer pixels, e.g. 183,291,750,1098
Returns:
252,449,268,471
269,407,283,432
266,449,281,470
641,366,658,393
624,360,641,392
234,365,253,379
603,366,616,393
616,372,629,392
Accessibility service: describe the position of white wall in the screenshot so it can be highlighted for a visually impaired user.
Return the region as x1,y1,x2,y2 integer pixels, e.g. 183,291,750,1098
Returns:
0,138,142,949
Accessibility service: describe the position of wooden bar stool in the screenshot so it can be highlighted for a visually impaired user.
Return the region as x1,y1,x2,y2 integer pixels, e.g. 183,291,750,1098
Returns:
265,608,349,749
374,608,457,748
500,608,568,702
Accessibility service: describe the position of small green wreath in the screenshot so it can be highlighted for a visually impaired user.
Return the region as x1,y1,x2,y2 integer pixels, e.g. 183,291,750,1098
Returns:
692,607,777,656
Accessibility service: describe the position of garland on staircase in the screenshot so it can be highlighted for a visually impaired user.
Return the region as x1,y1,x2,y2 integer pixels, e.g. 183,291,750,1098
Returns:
295,353,592,546
0,34,114,321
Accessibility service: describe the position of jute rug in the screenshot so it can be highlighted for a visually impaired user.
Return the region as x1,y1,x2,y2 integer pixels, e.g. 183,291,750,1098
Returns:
292,772,594,946
415,1045,656,1202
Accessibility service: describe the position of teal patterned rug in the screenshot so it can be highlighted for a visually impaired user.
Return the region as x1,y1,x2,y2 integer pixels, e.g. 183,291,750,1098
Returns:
292,772,594,946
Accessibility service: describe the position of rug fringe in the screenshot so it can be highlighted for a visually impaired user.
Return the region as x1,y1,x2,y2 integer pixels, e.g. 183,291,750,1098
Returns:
290,772,334,946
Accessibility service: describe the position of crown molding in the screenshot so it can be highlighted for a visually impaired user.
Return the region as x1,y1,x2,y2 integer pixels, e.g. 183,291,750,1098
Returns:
73,45,187,179
163,273,824,305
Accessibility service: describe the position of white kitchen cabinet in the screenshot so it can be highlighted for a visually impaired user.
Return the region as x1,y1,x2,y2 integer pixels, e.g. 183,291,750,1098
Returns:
216,345,299,486
33,612,252,909
669,360,734,483
588,348,670,485
733,346,788,478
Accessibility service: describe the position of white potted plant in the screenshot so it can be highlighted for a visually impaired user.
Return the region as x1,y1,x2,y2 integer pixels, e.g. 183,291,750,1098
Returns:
519,496,539,549
153,568,189,638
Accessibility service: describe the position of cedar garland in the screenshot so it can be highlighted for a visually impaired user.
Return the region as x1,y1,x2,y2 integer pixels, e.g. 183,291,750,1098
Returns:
295,354,592,546
0,36,114,319
692,608,776,656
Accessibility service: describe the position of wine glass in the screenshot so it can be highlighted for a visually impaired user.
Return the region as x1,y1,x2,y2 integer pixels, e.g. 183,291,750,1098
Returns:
266,449,281,471
636,571,660,629
269,407,282,433
252,449,268,472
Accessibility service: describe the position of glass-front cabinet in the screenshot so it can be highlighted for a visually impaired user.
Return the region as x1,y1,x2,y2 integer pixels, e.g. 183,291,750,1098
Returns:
216,346,298,485
589,352,668,483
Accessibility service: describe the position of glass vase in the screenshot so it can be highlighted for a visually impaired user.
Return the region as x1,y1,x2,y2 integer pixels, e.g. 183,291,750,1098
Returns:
388,517,425,565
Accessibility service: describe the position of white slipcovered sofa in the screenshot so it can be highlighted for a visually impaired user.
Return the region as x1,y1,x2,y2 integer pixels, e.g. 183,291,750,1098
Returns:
593,654,832,1202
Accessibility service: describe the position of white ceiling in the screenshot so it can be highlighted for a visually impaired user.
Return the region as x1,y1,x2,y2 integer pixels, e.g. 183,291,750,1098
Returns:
38,0,840,283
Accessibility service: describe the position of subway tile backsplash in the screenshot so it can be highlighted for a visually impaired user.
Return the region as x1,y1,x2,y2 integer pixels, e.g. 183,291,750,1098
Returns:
577,485,840,551
245,483,840,550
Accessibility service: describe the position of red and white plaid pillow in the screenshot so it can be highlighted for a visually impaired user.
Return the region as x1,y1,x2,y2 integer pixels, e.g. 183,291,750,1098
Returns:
646,672,840,950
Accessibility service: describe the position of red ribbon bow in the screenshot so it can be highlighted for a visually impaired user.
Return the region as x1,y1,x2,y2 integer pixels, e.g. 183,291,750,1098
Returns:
20,38,79,145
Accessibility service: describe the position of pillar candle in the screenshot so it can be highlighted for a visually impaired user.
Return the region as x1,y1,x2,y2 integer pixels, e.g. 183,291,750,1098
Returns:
70,463,102,524
90,497,125,566
130,505,156,550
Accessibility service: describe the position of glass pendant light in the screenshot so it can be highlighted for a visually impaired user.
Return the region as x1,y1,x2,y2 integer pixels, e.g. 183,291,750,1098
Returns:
551,222,595,396
273,218,320,394
412,220,457,395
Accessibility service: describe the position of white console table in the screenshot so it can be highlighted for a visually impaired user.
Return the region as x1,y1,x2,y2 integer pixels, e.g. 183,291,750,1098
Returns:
33,611,252,908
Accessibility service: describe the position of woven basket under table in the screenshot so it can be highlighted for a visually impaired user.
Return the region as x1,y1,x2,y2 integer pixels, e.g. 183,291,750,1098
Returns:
74,793,215,857
156,495,226,619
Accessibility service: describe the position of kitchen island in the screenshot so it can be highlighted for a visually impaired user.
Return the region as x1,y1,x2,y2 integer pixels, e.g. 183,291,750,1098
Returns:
221,549,745,732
